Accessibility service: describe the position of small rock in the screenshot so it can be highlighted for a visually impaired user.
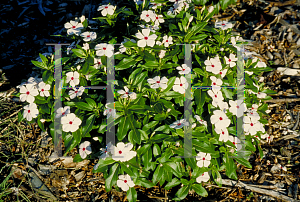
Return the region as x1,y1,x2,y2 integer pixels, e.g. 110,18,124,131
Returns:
293,63,299,69
266,51,273,60
74,171,85,181
38,164,56,175
60,157,76,168
28,158,37,166
56,169,68,177
274,59,281,65
49,152,59,163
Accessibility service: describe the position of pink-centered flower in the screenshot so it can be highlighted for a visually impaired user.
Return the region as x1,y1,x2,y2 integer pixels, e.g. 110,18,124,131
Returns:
140,10,156,22
229,100,247,118
37,81,51,97
117,174,135,191
196,172,210,183
170,119,189,129
173,76,188,94
147,76,168,89
224,53,237,67
95,43,114,57
135,29,157,48
64,20,84,36
66,71,80,87
20,84,39,103
215,127,229,142
23,103,39,121
79,141,92,159
111,142,137,162
61,113,82,133
196,152,211,167
55,106,70,119
205,56,222,74
176,64,191,75
69,86,85,99
80,31,97,42
97,4,116,16
210,110,231,130
215,21,233,30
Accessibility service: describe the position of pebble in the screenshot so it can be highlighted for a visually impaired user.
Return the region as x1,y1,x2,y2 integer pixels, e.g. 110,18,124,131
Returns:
266,51,273,60
293,63,300,69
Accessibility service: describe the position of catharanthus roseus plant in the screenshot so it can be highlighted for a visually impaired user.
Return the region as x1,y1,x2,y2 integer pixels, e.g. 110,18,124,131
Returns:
14,0,277,201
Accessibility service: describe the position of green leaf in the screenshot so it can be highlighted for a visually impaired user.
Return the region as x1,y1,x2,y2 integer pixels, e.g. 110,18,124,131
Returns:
135,178,155,188
142,121,159,132
132,71,148,87
115,55,138,70
73,154,84,162
93,158,116,172
105,163,119,192
144,51,156,62
127,187,137,202
211,169,222,187
72,129,82,143
82,114,96,138
128,115,141,144
161,76,176,93
37,116,45,132
137,144,152,156
185,22,207,41
64,133,79,155
42,70,52,83
39,53,48,66
31,60,48,70
75,102,93,111
235,157,252,169
40,103,50,114
192,184,208,197
173,184,189,201
223,153,238,180
160,91,182,98
85,98,96,109
117,116,130,141
164,178,181,190
152,164,164,185
18,111,24,123
72,49,86,58
188,34,207,42
143,61,159,68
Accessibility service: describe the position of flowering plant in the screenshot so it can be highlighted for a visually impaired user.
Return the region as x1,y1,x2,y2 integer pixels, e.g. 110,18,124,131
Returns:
14,0,277,201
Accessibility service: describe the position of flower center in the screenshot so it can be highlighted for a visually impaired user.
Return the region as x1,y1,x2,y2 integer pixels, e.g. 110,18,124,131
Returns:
233,142,236,145
109,109,112,112
219,117,223,121
222,131,224,134
211,65,214,67
69,121,73,125
156,17,158,19
202,157,205,160
28,110,30,113
237,106,239,108
213,82,216,85
103,47,106,50
26,91,30,95
126,92,129,94
75,91,78,94
166,40,168,42
119,150,122,154
146,14,149,17
144,36,148,40
62,112,65,115
220,72,222,74
177,123,181,126
258,92,260,94
157,81,160,83
83,148,85,151
98,62,101,64
105,6,108,9
229,59,231,62
41,89,44,92
183,69,185,71
180,83,183,86
71,77,74,80
250,123,254,126
202,173,204,176
72,26,76,28
87,35,90,38
214,95,217,98
124,180,127,183
222,23,225,26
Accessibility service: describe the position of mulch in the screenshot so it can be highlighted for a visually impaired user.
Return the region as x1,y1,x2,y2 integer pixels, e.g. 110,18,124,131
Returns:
1,0,300,201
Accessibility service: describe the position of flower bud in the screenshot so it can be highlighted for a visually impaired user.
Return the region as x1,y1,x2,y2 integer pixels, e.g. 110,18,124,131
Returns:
188,16,193,23
167,108,171,113
220,48,224,51
40,119,45,123
208,6,214,13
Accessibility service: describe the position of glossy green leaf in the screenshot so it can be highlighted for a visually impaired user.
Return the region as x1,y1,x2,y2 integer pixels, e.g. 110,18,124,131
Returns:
115,55,138,70
192,184,208,197
82,114,96,138
105,163,119,192
127,187,137,202
72,49,86,58
75,102,93,111
164,178,181,190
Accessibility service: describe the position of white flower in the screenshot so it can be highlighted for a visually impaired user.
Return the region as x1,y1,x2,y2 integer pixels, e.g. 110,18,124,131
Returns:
112,142,137,162
205,56,222,74
104,103,116,118
250,104,259,111
175,141,180,147
99,142,114,160
215,21,233,30
61,113,82,133
176,64,191,75
66,71,80,87
117,86,136,100
252,57,267,68
95,43,114,57
55,106,71,119
64,20,84,36
158,50,166,58
23,103,39,121
261,133,273,144
150,2,162,9
37,82,51,97
215,127,229,142
210,76,222,88
80,31,97,42
194,115,207,127
218,101,229,112
97,4,116,16
210,110,231,130
135,29,157,48
75,15,86,23
161,35,173,47
170,119,189,129
117,174,135,191
82,43,89,51
207,88,224,102
228,135,242,151
224,53,237,67
20,84,39,103
196,172,210,183
246,110,261,123
256,92,267,99
69,86,85,99
173,76,188,94
94,58,102,69
208,6,214,13
153,14,165,26
79,141,92,159
218,69,228,78
196,152,211,167
140,10,155,22
229,100,247,118
244,115,265,136
10,187,20,196
147,76,168,89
